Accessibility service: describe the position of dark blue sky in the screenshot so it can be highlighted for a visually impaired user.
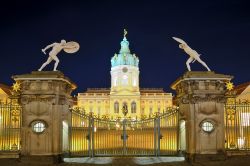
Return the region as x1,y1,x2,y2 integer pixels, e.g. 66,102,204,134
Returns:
0,0,249,94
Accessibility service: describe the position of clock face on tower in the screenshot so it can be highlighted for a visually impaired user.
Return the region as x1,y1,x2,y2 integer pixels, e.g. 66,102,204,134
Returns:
122,67,128,73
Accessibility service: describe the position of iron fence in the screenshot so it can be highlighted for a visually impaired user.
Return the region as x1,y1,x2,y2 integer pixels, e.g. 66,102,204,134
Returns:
0,103,22,152
69,108,179,157
225,101,250,150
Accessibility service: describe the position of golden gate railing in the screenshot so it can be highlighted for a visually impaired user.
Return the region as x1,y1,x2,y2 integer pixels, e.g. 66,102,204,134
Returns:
70,107,179,156
158,109,179,155
0,103,22,152
70,109,91,156
225,102,250,150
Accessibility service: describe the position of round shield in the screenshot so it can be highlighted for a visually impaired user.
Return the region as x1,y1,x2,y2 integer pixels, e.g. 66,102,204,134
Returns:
63,41,80,53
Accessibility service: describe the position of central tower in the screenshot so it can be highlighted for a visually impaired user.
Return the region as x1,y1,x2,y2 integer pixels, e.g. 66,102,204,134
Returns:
77,29,173,119
110,29,140,94
110,29,140,118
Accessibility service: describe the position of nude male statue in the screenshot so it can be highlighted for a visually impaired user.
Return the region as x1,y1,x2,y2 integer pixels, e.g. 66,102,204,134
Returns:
38,40,79,71
173,37,211,71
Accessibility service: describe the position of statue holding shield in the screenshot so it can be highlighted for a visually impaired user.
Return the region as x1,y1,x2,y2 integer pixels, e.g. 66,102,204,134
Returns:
38,39,80,71
172,37,211,71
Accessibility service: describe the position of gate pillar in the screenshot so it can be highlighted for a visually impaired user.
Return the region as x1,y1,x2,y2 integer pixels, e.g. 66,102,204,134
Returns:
171,71,232,162
12,71,76,164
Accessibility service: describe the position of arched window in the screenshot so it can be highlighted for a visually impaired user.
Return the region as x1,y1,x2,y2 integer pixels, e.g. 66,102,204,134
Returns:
150,107,153,116
114,77,117,86
141,107,145,115
133,79,137,86
114,102,119,113
98,107,101,116
122,75,128,85
131,101,136,113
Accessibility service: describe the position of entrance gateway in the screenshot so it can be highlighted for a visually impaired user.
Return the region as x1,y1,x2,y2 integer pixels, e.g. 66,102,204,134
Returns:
4,71,250,163
70,107,179,156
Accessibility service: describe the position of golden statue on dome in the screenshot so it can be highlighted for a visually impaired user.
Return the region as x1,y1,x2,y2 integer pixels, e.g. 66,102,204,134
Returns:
124,29,128,38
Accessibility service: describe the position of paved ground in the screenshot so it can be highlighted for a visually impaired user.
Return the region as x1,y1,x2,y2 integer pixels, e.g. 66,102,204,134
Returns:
1,156,250,166
64,157,185,165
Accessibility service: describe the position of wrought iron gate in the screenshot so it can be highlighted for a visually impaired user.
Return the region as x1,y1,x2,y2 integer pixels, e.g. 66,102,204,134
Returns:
0,103,22,151
70,108,179,156
225,101,250,150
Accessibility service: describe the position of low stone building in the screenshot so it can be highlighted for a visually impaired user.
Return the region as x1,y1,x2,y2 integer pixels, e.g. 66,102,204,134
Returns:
0,83,11,103
235,82,250,102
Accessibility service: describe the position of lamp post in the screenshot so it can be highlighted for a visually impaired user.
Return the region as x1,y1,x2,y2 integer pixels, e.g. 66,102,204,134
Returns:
121,103,128,155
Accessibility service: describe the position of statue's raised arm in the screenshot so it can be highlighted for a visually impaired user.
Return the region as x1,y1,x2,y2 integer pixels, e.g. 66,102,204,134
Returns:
172,37,211,71
41,43,56,54
38,39,80,71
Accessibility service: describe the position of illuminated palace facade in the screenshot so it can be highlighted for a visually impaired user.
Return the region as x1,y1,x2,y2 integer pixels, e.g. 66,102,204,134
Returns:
77,34,172,119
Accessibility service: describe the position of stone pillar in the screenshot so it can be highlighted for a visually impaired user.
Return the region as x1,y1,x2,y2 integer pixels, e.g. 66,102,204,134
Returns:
12,71,76,163
171,71,232,162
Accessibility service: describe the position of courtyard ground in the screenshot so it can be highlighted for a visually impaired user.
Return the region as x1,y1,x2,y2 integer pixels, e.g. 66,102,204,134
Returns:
1,156,250,166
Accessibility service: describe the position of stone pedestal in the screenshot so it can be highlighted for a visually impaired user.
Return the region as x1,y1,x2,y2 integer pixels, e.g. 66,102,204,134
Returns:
12,71,76,163
171,71,232,162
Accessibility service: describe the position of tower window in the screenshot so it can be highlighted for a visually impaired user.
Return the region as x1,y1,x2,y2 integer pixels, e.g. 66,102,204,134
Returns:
131,101,136,113
114,77,117,86
133,79,137,86
122,75,128,85
114,102,119,113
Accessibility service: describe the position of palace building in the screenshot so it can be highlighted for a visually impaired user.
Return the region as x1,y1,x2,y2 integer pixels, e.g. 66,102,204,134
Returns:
234,82,250,102
77,32,173,119
0,83,11,104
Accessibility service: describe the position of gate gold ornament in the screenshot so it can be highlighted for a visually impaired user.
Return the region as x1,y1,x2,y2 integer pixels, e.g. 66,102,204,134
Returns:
226,81,234,91
12,82,21,92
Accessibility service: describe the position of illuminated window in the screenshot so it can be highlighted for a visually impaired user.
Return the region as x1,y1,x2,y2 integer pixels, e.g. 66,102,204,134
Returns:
114,77,117,86
150,107,153,116
122,75,128,85
201,121,214,133
98,107,101,116
133,79,137,86
141,107,145,115
32,121,46,133
114,102,119,113
131,101,136,113
240,113,250,126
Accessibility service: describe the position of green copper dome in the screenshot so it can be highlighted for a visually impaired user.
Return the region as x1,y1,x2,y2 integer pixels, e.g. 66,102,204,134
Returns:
111,36,139,67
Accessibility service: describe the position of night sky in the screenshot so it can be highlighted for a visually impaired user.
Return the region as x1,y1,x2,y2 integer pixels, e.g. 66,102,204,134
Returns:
0,0,249,94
